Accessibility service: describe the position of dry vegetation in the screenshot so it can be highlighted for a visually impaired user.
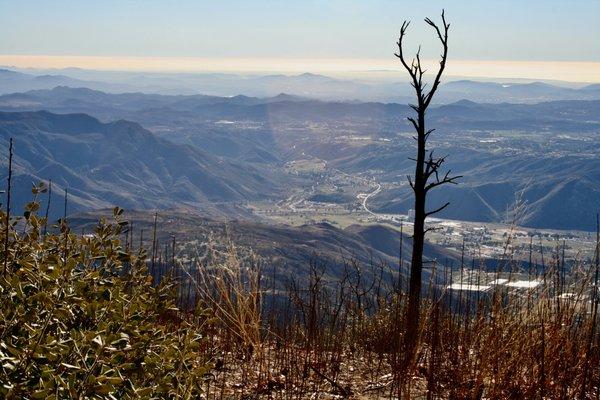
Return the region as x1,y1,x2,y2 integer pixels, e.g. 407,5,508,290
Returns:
187,231,599,399
1,185,599,399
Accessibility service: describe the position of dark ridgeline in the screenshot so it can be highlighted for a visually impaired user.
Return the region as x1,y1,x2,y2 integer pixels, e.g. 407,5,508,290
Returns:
394,10,461,364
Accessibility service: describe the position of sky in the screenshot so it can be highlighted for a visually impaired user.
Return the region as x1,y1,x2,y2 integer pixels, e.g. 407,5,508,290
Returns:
1,0,599,81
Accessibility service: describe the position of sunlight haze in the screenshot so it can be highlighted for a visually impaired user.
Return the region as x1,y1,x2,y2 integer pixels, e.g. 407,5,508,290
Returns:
1,0,599,82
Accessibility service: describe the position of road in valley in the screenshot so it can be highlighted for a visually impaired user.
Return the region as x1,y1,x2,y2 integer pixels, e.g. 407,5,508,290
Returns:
360,183,381,216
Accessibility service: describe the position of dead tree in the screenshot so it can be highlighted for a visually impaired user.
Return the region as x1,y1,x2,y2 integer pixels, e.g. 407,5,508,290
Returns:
394,10,460,362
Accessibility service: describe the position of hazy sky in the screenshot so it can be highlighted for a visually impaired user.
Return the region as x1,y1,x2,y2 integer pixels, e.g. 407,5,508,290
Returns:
1,0,599,79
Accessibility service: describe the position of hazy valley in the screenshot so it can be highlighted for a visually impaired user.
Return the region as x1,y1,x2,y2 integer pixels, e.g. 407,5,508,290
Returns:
0,71,598,285
1,80,599,232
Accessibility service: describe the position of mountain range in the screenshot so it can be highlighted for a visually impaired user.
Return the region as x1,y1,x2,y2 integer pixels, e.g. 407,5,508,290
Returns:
2,68,600,103
0,84,598,231
0,110,283,218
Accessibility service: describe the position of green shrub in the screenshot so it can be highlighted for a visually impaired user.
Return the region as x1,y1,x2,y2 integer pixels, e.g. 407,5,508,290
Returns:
0,185,211,399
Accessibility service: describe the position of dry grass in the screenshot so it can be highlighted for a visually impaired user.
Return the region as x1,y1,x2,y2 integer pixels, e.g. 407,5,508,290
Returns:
179,218,600,399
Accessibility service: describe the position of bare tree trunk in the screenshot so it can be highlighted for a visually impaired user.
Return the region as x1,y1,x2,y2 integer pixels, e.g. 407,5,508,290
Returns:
3,138,13,276
395,10,459,366
406,108,426,357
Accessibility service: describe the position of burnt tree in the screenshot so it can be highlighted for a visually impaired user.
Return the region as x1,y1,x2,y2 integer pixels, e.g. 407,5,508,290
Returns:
394,10,460,360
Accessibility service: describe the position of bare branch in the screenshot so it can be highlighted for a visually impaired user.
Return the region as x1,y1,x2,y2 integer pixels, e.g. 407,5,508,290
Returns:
395,20,424,102
423,10,450,108
394,22,415,77
425,201,450,217
425,172,463,193
407,175,415,190
407,117,419,131
424,128,435,140
424,226,444,234
423,152,447,180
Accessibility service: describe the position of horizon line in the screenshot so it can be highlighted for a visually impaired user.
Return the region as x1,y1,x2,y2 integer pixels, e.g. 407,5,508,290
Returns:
1,55,600,83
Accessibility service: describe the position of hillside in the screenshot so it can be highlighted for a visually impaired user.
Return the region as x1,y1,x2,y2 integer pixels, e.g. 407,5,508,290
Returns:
1,88,599,230
0,110,282,218
69,209,461,288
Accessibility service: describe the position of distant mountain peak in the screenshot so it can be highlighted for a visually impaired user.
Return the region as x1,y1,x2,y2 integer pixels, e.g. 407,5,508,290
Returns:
271,93,305,101
296,72,333,81
522,81,553,88
33,74,70,81
450,99,479,106
49,86,101,94
298,72,321,77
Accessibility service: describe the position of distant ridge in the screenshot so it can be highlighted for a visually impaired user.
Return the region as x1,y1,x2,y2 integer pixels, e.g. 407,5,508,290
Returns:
2,68,600,102
0,110,281,218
